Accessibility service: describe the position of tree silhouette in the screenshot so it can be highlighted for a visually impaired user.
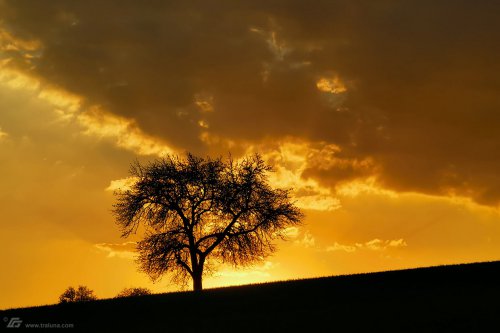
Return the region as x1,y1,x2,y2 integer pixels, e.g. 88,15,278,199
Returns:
116,287,152,298
59,285,97,303
113,153,303,291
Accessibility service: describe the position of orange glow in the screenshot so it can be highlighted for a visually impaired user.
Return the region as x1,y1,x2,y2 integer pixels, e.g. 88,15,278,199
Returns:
1,1,499,310
316,76,347,94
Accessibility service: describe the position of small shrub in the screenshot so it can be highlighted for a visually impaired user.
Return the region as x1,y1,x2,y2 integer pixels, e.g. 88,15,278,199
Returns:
116,287,152,298
59,285,97,303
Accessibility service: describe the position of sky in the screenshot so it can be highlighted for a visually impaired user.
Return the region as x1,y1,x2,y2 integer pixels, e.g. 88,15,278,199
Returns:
1,0,500,309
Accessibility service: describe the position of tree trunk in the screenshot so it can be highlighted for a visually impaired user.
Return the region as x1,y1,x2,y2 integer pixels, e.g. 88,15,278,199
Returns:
192,271,203,291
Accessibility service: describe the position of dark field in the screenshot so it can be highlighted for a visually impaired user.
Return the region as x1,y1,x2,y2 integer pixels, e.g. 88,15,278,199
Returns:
2,261,499,332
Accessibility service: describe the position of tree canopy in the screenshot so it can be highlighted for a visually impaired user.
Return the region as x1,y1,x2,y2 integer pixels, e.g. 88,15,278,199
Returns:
113,153,303,290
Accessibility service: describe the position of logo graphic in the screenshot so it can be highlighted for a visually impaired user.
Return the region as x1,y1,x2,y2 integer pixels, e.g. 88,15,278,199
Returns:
6,317,23,328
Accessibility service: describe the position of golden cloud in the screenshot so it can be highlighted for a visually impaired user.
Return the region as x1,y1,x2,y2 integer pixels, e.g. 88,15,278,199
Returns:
245,138,377,211
0,64,40,91
262,145,341,211
94,241,137,260
0,27,41,52
336,177,398,198
105,177,139,192
282,226,300,239
78,106,175,156
38,88,81,114
198,120,209,129
325,242,357,253
294,231,316,248
194,93,215,113
199,131,237,150
326,238,408,253
2,2,500,207
316,76,347,94
0,60,175,157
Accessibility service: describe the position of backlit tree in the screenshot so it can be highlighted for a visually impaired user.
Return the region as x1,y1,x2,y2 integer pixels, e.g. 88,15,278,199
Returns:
113,153,303,291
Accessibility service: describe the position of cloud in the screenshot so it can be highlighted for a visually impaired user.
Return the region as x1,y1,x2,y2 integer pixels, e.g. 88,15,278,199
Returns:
246,138,380,211
0,27,40,53
0,53,175,157
106,176,138,192
1,1,500,206
77,106,175,156
0,65,40,91
336,177,398,198
246,139,345,211
295,231,316,248
325,242,357,253
94,241,137,259
326,238,408,253
282,226,300,239
316,75,347,94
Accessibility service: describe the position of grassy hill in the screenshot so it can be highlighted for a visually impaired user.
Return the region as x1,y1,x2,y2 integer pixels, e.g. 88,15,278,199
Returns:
2,261,500,332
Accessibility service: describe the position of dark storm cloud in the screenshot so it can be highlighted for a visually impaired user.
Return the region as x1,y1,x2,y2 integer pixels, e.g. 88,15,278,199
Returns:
2,0,500,205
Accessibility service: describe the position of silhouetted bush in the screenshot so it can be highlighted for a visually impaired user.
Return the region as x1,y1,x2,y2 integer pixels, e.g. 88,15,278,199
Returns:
59,285,97,303
115,287,152,298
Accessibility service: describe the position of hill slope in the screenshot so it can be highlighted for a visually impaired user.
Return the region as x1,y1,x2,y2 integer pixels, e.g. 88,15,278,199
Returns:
2,261,500,332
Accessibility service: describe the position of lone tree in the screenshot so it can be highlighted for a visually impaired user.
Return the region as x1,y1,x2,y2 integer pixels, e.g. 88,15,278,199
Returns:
113,153,302,291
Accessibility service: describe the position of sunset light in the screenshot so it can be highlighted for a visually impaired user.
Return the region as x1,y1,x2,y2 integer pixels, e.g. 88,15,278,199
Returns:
1,1,499,317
